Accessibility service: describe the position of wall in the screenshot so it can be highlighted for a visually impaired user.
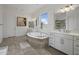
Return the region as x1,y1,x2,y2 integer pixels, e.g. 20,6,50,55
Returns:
3,5,32,38
0,5,3,43
31,5,53,33
31,4,66,33
66,6,79,33
0,5,3,24
3,4,79,38
2,4,68,38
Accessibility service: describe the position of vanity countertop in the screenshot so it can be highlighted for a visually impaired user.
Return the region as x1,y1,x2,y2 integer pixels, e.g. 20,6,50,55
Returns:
51,31,79,36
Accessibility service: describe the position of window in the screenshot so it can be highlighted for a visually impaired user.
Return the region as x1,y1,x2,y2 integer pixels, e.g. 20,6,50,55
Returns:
40,12,48,24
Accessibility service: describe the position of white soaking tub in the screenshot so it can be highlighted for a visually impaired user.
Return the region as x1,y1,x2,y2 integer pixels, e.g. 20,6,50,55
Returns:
27,32,49,48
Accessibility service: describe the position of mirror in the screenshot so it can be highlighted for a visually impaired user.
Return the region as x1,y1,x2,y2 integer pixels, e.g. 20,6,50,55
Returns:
54,13,66,30
55,20,66,29
29,21,34,28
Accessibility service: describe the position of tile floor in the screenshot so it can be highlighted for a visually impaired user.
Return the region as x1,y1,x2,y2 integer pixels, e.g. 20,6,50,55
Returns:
0,36,66,55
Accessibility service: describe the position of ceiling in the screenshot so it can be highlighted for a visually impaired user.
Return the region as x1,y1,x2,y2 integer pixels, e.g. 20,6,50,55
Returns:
3,4,79,15
4,4,46,14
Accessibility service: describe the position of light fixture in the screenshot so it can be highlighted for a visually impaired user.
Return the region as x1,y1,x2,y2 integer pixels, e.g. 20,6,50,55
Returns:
60,8,65,13
69,4,75,10
57,4,75,13
64,6,70,12
32,17,36,21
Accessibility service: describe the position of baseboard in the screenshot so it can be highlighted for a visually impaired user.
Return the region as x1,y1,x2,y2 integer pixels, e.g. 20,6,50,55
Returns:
3,36,16,39
3,35,26,39
48,45,67,55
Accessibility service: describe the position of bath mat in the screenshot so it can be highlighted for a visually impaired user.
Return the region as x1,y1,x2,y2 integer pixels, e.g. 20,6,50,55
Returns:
19,42,31,49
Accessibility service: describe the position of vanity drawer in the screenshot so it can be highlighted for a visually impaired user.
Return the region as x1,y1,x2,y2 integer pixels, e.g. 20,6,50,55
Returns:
63,35,73,40
74,36,79,41
54,33,63,37
54,33,73,39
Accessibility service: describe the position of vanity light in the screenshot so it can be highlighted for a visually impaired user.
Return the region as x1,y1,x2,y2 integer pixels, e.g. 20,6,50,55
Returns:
64,6,70,12
57,8,65,13
32,17,36,21
69,5,75,10
57,4,75,13
60,8,65,13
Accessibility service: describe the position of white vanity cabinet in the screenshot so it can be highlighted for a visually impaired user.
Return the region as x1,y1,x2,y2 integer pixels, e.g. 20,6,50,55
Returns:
74,36,79,55
48,32,79,55
54,33,73,55
49,33,55,47
54,35,62,51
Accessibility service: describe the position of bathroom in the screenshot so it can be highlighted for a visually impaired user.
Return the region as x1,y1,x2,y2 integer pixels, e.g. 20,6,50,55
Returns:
0,4,79,55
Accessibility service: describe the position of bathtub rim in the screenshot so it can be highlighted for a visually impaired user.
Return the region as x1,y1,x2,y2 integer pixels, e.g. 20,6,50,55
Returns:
27,32,49,39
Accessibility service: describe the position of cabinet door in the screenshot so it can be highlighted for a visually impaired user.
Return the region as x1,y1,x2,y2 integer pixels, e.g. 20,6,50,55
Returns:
74,36,79,55
49,38,55,47
49,33,55,47
62,38,73,55
54,36,62,51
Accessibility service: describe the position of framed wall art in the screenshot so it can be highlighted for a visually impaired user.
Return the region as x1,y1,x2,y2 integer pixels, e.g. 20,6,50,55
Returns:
17,17,27,26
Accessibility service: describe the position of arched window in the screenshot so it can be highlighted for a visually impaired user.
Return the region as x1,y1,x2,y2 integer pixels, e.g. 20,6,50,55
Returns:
40,12,48,24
